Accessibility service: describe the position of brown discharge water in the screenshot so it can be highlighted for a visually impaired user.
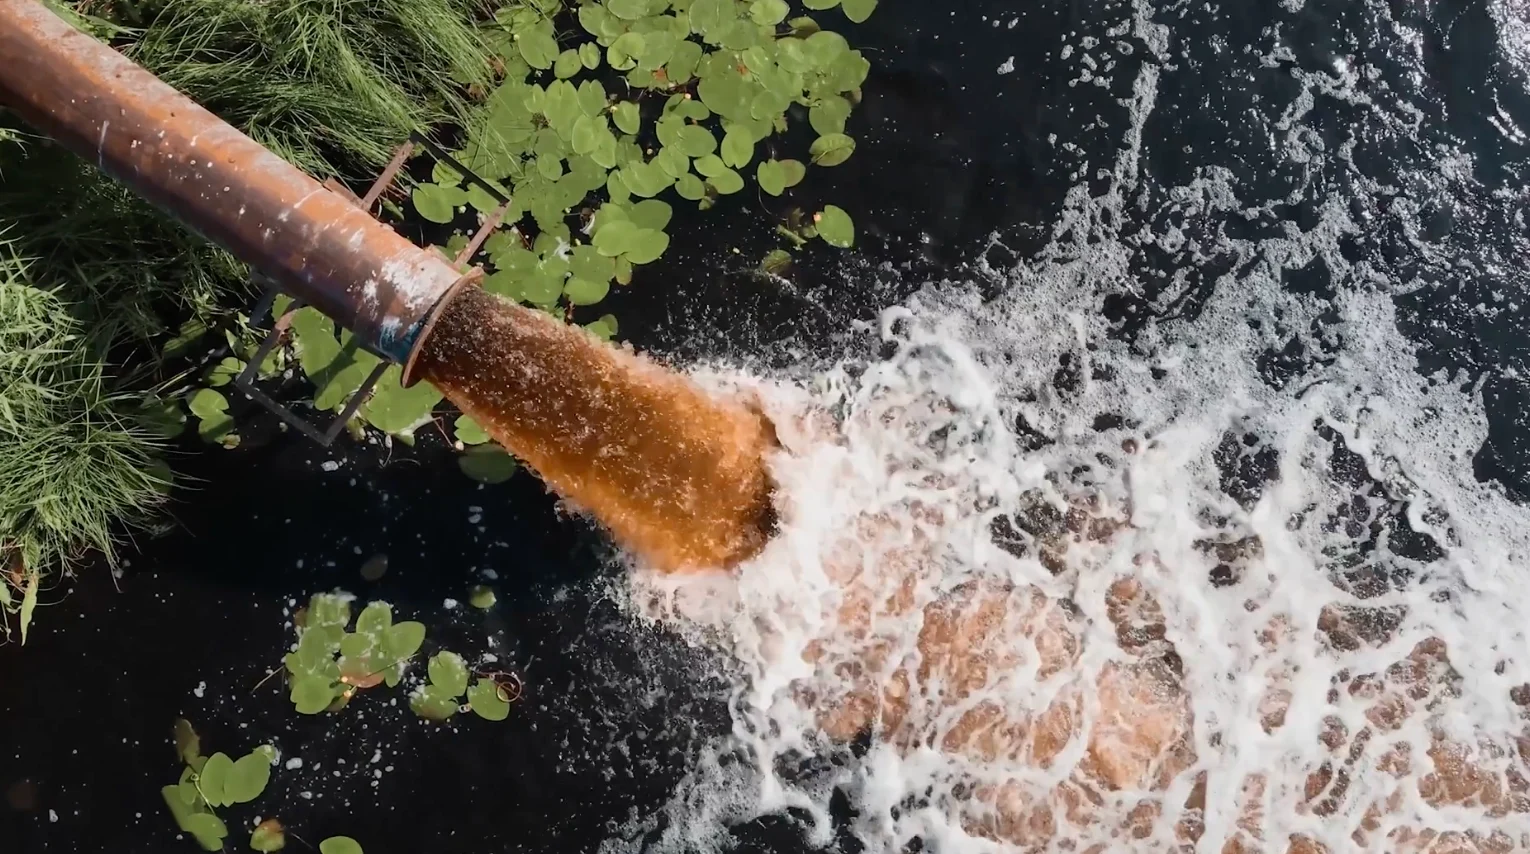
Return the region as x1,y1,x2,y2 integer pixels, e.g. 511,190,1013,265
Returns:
414,286,778,573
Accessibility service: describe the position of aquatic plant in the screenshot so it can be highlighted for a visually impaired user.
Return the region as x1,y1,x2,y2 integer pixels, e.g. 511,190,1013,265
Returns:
159,719,275,851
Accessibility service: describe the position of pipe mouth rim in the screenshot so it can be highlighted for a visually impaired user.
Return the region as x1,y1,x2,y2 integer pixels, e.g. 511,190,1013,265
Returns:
400,266,484,388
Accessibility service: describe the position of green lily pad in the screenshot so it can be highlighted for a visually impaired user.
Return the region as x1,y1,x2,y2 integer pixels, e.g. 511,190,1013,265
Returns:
816,204,855,247
720,127,755,167
629,199,674,230
613,101,642,135
809,133,856,166
468,586,497,610
756,160,785,195
554,48,582,79
518,27,558,69
593,219,640,256
455,415,491,445
384,619,426,659
841,0,878,22
413,183,466,223
409,685,459,722
761,248,793,275
224,751,271,805
458,445,518,484
564,276,610,306
319,837,364,854
250,819,286,852
809,94,852,135
198,752,234,807
355,601,392,635
675,173,707,200
360,368,442,437
579,41,602,69
188,388,232,443
290,673,338,715
182,812,228,852
585,314,620,340
467,679,512,721
608,32,646,70
750,0,789,25
608,0,649,20
625,228,671,264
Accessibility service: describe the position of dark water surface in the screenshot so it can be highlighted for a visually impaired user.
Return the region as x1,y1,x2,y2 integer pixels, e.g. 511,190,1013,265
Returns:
4,0,1530,851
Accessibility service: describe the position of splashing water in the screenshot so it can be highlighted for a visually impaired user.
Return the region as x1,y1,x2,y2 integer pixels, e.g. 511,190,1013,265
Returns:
600,0,1530,851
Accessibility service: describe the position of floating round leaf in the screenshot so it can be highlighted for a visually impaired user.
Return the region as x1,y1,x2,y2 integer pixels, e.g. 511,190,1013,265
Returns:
614,256,635,284
694,154,729,177
585,314,619,340
815,204,855,248
197,752,234,807
613,101,642,135
250,819,286,853
721,127,754,167
688,0,729,37
466,184,506,215
709,167,746,194
173,719,201,765
593,219,641,256
360,553,389,582
428,651,470,697
719,19,760,50
607,0,649,20
355,601,392,635
650,146,685,179
224,751,272,805
624,228,671,264
361,367,443,437
518,29,558,70
776,158,807,187
809,94,851,135
384,621,426,660
629,199,674,230
571,115,601,155
579,41,602,69
840,0,878,22
182,813,228,852
564,276,611,306
411,684,460,721
467,679,512,721
809,133,856,166
750,0,789,24
761,248,793,274
455,415,491,446
578,2,611,35
318,837,364,854
593,128,619,169
675,173,707,200
554,48,582,79
578,80,609,118
291,674,337,715
665,40,704,82
775,39,812,73
544,81,582,138
432,160,464,187
676,124,717,157
413,184,466,224
458,445,518,484
468,586,497,610
751,88,791,121
756,159,786,196
608,32,646,70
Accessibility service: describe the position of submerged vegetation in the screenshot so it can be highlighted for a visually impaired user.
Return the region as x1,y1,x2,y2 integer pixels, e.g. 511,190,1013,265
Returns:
0,0,879,627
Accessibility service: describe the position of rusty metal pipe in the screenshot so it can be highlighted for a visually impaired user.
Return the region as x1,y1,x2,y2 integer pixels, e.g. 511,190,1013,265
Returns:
0,0,462,364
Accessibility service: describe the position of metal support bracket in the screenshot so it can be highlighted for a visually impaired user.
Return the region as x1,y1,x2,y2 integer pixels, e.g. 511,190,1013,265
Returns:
233,132,510,445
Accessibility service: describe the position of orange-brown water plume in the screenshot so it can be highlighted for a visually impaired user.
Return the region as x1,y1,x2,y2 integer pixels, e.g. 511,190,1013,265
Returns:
414,287,778,572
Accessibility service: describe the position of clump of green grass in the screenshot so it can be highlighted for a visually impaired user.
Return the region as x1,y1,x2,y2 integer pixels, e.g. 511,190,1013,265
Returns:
0,245,169,577
125,0,494,179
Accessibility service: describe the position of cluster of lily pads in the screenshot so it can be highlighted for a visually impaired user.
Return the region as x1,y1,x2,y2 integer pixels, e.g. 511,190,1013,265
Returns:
281,592,513,722
161,719,371,852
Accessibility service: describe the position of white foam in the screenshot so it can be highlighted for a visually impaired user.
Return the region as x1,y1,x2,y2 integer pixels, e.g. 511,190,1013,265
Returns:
600,2,1530,852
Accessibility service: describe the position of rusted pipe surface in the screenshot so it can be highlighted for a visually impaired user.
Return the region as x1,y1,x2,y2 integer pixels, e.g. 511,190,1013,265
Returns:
0,0,461,363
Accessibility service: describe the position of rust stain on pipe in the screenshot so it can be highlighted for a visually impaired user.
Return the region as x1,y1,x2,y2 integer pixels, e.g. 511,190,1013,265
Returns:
0,0,461,363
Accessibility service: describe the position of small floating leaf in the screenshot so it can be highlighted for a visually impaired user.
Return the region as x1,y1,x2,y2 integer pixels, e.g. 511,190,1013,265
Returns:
809,133,856,166
624,228,671,264
197,752,234,807
564,276,610,306
224,751,271,805
409,685,460,722
412,184,467,223
579,42,602,69
675,173,706,200
815,205,855,248
188,388,233,443
384,621,426,661
182,813,228,852
809,95,852,136
290,674,337,715
709,168,745,195
777,158,807,188
468,586,497,610
359,554,388,582
250,818,286,852
593,219,640,256
454,415,491,446
677,124,717,157
629,199,674,230
319,837,364,854
554,48,582,79
607,0,649,20
613,101,642,135
459,445,518,484
841,0,878,22
761,249,793,275
756,160,786,196
173,719,201,766
720,127,754,168
585,314,619,341
467,679,512,721
608,32,646,71
355,602,392,635
428,651,470,697
749,0,789,25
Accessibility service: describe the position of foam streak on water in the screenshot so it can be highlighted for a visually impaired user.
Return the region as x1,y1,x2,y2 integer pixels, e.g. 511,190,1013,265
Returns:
608,1,1530,851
